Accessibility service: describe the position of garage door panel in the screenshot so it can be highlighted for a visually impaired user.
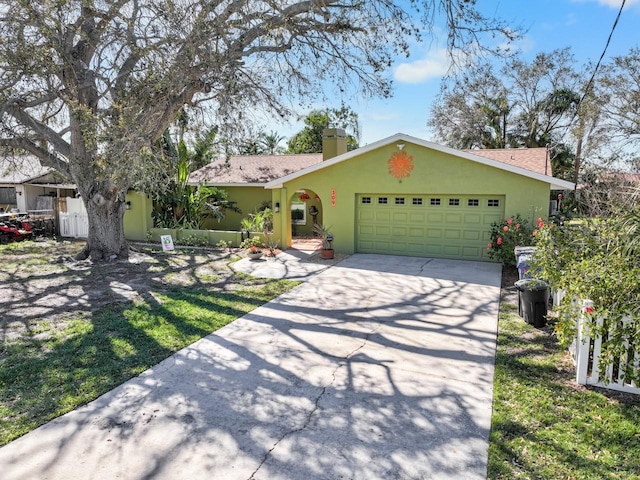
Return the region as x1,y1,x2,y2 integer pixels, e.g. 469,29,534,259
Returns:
374,240,391,250
463,230,481,241
443,245,461,256
444,229,461,240
483,214,502,224
356,194,504,261
359,210,375,221
407,243,425,253
359,225,374,235
392,212,409,222
464,214,482,224
445,213,463,224
462,246,482,258
425,245,442,255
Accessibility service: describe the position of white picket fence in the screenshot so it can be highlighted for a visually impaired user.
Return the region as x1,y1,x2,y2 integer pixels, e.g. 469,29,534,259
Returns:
59,212,89,238
571,299,640,395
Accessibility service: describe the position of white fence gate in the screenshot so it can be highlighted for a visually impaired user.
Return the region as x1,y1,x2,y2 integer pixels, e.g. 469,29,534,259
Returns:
59,212,89,238
573,300,640,395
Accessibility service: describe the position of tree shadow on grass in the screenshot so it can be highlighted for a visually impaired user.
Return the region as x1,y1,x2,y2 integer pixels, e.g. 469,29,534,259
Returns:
0,244,294,446
0,256,504,479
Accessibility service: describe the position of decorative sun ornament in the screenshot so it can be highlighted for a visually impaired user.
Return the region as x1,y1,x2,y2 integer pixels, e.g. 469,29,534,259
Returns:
387,150,414,180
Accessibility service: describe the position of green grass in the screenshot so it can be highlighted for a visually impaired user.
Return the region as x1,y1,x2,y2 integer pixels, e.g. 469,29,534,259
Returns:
0,281,295,446
489,302,640,479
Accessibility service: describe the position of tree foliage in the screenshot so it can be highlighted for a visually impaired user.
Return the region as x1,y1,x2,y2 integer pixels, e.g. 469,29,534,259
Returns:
429,49,584,180
287,107,360,153
596,47,640,149
0,0,516,260
429,47,640,182
152,128,239,229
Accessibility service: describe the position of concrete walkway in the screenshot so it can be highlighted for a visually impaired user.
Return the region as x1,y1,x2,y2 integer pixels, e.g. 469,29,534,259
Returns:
0,254,502,479
233,248,345,280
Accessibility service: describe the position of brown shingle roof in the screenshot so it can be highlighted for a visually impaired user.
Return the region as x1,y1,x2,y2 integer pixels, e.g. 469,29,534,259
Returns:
190,146,554,186
188,153,323,185
465,147,551,176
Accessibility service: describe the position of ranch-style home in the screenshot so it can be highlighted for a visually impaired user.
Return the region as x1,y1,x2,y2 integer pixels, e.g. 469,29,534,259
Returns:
0,155,76,218
191,129,575,261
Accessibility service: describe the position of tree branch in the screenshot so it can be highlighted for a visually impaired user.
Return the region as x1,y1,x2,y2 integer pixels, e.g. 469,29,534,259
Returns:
0,137,71,178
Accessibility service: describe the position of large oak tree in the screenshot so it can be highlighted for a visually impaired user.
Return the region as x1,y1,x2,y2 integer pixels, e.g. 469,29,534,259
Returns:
0,0,513,260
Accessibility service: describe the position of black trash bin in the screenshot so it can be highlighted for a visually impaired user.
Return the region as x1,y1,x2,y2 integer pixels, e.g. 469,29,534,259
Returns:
514,279,549,327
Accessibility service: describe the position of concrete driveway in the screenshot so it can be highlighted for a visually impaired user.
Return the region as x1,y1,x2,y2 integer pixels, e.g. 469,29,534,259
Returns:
0,254,502,479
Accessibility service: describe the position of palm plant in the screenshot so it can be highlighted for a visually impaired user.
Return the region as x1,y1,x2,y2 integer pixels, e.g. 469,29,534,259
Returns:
152,126,239,229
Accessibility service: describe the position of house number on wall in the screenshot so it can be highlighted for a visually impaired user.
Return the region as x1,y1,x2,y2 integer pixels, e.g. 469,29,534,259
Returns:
331,188,336,207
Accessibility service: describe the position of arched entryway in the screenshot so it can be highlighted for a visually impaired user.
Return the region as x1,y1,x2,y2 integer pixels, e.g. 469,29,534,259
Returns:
290,189,323,238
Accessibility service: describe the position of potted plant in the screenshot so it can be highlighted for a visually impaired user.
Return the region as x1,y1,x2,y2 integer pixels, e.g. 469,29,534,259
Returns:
246,245,263,260
313,224,334,259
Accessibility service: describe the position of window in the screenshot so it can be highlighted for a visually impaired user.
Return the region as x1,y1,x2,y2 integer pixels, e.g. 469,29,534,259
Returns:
291,204,306,225
412,198,423,205
395,197,405,205
378,197,388,204
361,197,371,204
449,198,460,206
430,198,441,206
468,199,479,207
488,199,500,207
0,187,17,205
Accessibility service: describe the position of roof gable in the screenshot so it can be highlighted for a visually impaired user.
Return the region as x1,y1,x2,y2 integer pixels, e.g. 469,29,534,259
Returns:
264,133,575,190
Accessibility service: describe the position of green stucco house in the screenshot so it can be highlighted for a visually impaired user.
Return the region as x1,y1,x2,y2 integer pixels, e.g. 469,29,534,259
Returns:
189,129,574,261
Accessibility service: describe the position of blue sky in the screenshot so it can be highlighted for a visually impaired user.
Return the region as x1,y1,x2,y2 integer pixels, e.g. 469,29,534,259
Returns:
267,0,640,147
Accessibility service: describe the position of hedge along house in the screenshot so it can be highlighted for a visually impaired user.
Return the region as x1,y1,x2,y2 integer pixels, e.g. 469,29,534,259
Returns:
264,130,574,261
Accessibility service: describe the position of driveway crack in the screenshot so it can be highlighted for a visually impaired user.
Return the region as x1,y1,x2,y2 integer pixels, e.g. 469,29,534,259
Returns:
418,258,433,275
248,324,380,480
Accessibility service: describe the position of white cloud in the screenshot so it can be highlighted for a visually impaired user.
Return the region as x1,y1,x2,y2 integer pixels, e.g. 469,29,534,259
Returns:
393,48,451,84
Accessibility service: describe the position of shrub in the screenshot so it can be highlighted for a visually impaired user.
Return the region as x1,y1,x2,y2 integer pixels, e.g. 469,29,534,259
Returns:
533,213,640,385
175,234,210,247
487,215,536,266
239,236,263,249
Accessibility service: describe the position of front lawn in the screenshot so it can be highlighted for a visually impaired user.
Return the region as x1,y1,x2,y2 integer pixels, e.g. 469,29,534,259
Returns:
489,285,640,479
0,240,297,446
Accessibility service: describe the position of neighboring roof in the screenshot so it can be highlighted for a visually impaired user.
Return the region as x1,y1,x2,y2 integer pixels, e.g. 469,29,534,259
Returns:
0,155,52,184
188,154,323,186
265,133,575,191
464,147,551,176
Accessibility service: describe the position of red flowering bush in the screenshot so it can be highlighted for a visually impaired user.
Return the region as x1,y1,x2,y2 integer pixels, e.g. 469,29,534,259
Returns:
487,214,536,266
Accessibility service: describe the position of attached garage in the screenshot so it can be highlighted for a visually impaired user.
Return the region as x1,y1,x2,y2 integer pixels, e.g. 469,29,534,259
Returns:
262,132,575,262
356,194,504,260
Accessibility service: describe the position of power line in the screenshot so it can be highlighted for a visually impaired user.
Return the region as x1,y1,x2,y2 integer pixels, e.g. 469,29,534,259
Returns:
576,0,626,112
569,0,626,187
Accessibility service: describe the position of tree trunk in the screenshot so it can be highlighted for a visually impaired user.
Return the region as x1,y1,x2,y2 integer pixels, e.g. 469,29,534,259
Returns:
76,188,129,261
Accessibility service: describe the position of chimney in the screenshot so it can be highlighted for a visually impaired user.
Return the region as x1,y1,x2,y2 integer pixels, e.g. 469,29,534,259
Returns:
322,128,347,161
